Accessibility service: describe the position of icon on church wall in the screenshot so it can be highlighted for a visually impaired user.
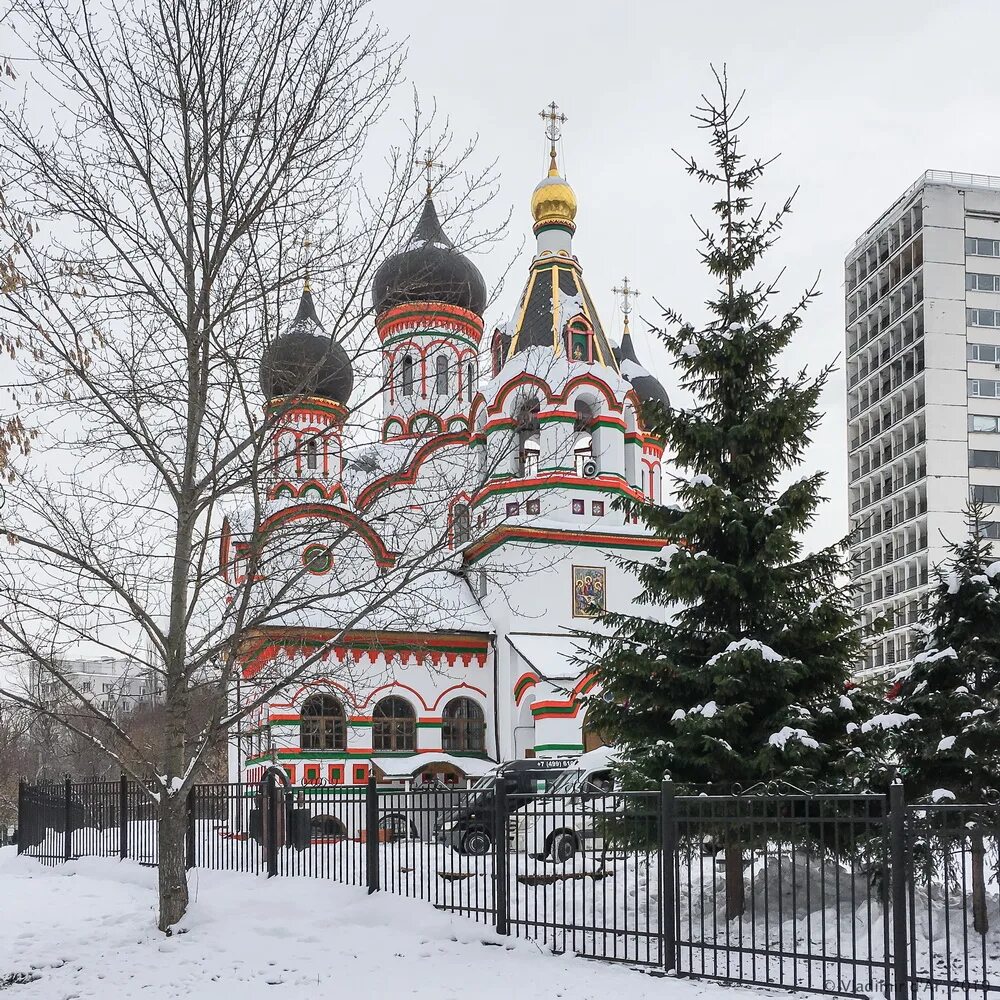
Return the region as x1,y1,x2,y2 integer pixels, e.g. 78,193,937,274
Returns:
572,565,606,618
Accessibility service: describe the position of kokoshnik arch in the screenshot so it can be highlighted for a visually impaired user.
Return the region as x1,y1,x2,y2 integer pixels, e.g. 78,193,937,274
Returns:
222,106,671,788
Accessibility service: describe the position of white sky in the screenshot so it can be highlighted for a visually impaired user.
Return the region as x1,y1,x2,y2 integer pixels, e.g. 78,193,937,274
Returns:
379,0,1000,550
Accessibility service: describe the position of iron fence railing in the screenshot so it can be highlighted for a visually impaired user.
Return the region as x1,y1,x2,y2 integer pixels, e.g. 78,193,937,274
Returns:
16,775,1000,999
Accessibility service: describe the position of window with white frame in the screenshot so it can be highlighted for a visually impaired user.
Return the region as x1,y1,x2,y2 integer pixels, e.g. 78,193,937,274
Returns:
967,272,1000,292
969,379,1000,397
967,237,1000,257
968,309,1000,327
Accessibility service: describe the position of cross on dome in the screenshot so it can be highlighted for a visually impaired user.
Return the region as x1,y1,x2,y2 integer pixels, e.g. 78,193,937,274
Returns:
613,277,640,333
613,277,640,317
419,148,443,197
539,101,567,146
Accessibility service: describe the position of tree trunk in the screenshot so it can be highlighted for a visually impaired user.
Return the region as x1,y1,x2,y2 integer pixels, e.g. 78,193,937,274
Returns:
157,794,189,932
971,830,989,936
725,838,746,921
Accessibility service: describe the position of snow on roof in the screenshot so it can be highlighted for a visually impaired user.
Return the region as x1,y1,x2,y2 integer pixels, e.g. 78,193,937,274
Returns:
251,566,491,633
481,345,633,404
506,632,590,680
618,358,651,381
370,753,496,778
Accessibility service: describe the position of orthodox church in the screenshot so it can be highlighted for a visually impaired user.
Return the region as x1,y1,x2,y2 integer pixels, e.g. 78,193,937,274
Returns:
226,109,670,789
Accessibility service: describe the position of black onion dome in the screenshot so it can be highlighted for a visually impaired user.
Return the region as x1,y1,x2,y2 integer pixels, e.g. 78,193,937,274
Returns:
259,287,354,404
372,197,487,316
615,328,669,407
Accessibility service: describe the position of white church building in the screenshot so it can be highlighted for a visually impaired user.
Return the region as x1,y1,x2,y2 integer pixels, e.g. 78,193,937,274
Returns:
225,120,670,789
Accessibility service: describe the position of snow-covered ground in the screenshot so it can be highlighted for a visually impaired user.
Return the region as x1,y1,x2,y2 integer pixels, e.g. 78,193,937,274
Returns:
0,847,781,1000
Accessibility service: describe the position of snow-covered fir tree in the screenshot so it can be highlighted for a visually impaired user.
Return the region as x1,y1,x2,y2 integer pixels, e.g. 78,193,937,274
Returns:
584,71,874,914
887,501,1000,933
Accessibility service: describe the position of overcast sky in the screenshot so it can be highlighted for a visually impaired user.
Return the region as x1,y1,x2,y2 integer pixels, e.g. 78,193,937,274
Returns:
377,0,1000,550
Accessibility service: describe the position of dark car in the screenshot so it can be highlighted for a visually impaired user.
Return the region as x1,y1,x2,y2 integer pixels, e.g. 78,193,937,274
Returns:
434,757,574,855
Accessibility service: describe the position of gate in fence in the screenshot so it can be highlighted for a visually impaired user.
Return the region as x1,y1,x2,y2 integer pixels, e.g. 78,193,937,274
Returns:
16,777,1000,999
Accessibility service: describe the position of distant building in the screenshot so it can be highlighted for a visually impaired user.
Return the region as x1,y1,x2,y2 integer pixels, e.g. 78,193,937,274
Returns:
29,655,160,717
846,170,1000,680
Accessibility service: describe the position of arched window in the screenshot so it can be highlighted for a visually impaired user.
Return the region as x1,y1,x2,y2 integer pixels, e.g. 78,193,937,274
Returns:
305,437,319,471
372,696,416,752
453,502,471,546
435,355,449,395
565,317,594,363
466,362,476,400
516,397,541,478
491,330,504,376
442,697,486,752
300,694,346,751
401,354,415,396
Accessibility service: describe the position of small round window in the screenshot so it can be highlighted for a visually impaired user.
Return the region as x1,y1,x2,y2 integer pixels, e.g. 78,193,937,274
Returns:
302,543,333,574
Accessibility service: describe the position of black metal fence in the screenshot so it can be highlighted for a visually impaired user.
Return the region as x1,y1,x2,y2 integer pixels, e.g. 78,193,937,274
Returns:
16,776,1000,999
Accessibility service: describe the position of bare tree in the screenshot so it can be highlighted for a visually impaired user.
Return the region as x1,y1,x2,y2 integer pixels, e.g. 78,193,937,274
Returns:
0,0,538,930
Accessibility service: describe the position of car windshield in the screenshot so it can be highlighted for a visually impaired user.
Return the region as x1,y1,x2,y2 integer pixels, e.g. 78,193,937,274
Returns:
463,773,495,807
548,767,587,794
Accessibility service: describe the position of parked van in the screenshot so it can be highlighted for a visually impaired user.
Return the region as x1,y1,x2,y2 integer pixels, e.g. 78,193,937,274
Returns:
514,746,622,861
433,757,575,855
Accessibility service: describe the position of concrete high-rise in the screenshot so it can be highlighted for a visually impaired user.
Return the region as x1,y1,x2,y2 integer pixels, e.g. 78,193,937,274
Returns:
846,170,1000,679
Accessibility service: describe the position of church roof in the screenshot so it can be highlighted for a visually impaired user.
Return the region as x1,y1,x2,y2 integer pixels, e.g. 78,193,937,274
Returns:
372,197,487,317
505,258,618,371
259,286,354,405
614,325,669,407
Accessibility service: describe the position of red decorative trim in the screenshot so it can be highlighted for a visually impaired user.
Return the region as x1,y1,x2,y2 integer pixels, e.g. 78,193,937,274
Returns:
514,672,538,705
260,503,395,568
356,430,469,510
528,672,598,720
376,301,484,343
472,472,643,505
429,683,489,710
241,630,490,680
219,517,232,583
463,524,662,563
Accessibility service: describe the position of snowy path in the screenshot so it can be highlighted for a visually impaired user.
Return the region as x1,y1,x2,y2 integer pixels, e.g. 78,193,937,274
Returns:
0,848,793,1000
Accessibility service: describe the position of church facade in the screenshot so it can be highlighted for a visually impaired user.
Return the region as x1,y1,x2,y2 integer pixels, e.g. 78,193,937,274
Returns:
226,121,670,789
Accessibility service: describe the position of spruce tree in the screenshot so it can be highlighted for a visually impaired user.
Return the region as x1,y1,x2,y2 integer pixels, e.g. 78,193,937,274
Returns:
888,501,1000,934
585,70,870,917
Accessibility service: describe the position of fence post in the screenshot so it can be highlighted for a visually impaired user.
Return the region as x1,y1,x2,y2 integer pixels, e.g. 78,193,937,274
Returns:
186,786,197,870
366,776,380,894
889,782,909,1000
661,780,677,973
63,776,72,863
16,778,25,856
119,774,128,861
265,772,279,879
493,779,509,935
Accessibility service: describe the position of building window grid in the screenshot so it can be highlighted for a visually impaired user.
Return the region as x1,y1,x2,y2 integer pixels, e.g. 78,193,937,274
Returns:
848,342,925,419
849,388,925,452
846,206,923,300
849,414,925,481
848,311,924,390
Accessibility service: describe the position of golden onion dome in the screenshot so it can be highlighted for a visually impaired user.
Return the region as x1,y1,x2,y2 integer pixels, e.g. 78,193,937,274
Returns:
530,151,577,229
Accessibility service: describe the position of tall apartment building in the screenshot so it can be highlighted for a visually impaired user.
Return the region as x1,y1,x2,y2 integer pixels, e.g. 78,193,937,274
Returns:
846,170,1000,680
